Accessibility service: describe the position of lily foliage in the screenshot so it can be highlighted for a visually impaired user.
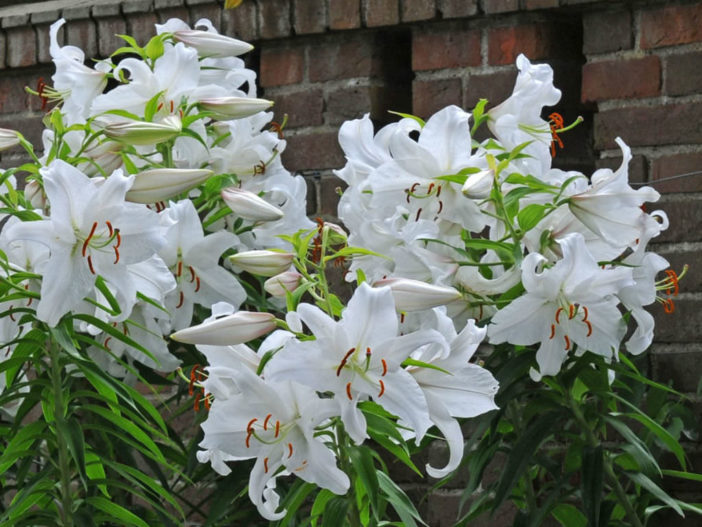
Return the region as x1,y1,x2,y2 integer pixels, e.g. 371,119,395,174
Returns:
0,14,697,527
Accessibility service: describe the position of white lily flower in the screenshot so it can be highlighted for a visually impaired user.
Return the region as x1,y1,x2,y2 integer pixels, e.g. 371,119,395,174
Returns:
221,187,284,222
266,283,444,444
171,310,276,345
461,169,494,199
229,250,295,277
372,277,462,312
4,160,165,327
126,168,213,204
101,116,182,145
488,233,634,380
199,96,273,120
174,30,253,57
198,368,349,520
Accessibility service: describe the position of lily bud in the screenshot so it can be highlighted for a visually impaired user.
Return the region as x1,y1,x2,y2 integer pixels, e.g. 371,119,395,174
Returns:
102,115,182,145
77,141,124,177
373,277,462,312
24,180,47,210
461,169,493,199
171,311,276,345
323,222,348,245
199,97,273,120
229,250,294,277
126,168,213,203
174,30,253,57
221,187,284,222
264,271,302,297
0,128,20,151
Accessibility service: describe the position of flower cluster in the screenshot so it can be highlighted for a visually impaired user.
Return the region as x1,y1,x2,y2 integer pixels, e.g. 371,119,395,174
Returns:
0,17,312,375
335,54,676,380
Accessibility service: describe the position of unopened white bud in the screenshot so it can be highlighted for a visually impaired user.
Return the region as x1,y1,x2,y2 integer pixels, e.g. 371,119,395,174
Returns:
0,128,20,151
102,115,182,145
126,168,213,203
174,29,254,57
171,311,276,345
264,271,302,297
461,169,494,199
229,250,295,277
199,97,273,120
373,277,462,312
221,187,284,222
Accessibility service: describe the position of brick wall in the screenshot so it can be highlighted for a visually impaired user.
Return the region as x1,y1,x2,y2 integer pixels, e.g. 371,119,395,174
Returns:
1,0,702,523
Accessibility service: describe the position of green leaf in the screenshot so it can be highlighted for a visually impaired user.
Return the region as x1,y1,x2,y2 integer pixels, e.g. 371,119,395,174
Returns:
551,504,587,527
321,497,350,527
401,357,451,375
144,35,165,60
0,421,46,476
311,489,336,526
582,445,603,527
435,167,483,185
63,417,87,489
388,111,425,127
492,411,562,509
517,203,548,232
349,446,380,516
604,416,660,476
662,469,702,483
86,497,150,527
85,450,110,498
626,472,684,517
377,470,427,526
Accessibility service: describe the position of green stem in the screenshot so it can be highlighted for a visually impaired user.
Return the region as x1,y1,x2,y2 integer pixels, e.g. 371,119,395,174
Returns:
49,340,73,526
604,461,644,527
336,423,362,527
507,401,537,513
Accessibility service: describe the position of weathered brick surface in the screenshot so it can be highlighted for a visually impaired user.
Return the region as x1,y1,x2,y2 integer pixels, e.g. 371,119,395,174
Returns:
402,0,436,22
0,113,45,147
482,0,519,14
309,33,383,81
260,45,304,86
221,0,258,41
594,103,702,150
96,16,127,58
363,0,399,27
269,88,324,128
655,197,702,243
0,30,6,70
652,342,702,391
326,84,397,125
651,153,702,193
524,0,559,9
35,24,53,64
0,71,47,114
6,27,36,68
155,6,190,23
464,70,516,110
65,18,98,61
293,0,326,34
582,9,632,54
581,56,660,102
283,132,344,171
641,3,702,49
413,78,462,117
438,0,478,17
412,26,481,71
188,3,222,29
488,24,570,65
665,51,702,97
660,249,702,293
329,0,360,29
319,174,346,215
125,11,159,46
258,0,291,39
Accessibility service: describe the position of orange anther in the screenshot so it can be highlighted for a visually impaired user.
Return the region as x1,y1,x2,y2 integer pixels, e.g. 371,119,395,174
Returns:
113,246,120,264
189,266,196,282
415,208,422,221
82,222,98,257
582,306,589,322
195,276,201,293
246,430,253,448
346,382,353,400
555,307,564,324
288,443,293,458
114,230,121,249
437,200,444,214
665,269,680,296
564,335,571,351
336,348,355,376
436,185,442,198
87,255,96,275
275,420,280,438
549,324,555,340
663,298,675,314
400,312,405,324
381,358,387,376
246,418,258,433
176,291,184,308
104,337,111,350
263,413,272,431
263,457,269,473
194,391,202,411
177,261,183,277
106,221,114,237
568,304,575,319
378,379,385,398
584,320,593,337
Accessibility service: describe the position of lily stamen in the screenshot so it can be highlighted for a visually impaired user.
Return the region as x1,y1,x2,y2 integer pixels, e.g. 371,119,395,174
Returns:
263,457,269,473
263,413,272,431
287,443,293,458
176,291,185,308
381,358,387,376
82,222,99,257
346,382,353,400
564,335,571,351
336,347,355,376
378,379,385,397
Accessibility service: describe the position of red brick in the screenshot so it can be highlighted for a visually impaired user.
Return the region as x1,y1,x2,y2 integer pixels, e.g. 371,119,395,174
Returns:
464,70,516,110
651,153,702,193
259,0,291,39
304,175,318,215
329,0,360,29
0,31,5,70
125,12,159,47
293,0,326,34
438,0,478,17
581,56,660,102
481,0,518,14
661,249,702,294
652,343,702,393
412,78,462,118
402,0,436,22
655,196,702,243
155,6,190,24
308,34,382,81
260,46,304,86
319,174,347,216
524,0,558,9
222,1,259,41
488,24,562,65
6,27,37,68
412,26,481,71
595,154,648,186
35,24,53,64
282,132,344,171
665,51,702,97
594,102,702,150
96,16,127,58
188,3,222,30
363,0,399,27
0,113,45,148
65,18,98,61
326,84,399,125
582,9,632,54
641,4,702,49
270,88,324,128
